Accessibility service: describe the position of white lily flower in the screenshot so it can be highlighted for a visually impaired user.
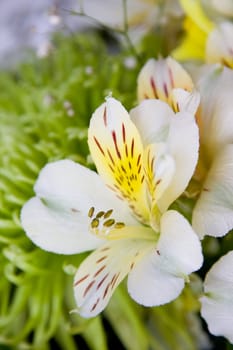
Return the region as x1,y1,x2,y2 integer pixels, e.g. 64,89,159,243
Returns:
21,97,202,317
192,66,233,238
200,251,233,343
137,57,200,115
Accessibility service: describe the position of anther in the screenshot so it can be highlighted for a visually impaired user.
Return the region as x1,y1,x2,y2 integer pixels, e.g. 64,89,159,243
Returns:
88,207,95,218
103,219,115,227
96,211,105,218
104,209,113,219
91,218,99,228
114,222,125,229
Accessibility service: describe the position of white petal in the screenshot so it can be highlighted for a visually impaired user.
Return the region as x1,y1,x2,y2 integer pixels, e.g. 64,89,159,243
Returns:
157,210,203,275
127,246,185,307
21,160,136,254
73,238,153,317
158,111,199,211
206,22,233,68
34,160,134,222
21,197,102,254
193,145,233,238
200,251,233,343
171,88,200,115
197,65,233,162
130,99,174,146
127,210,203,306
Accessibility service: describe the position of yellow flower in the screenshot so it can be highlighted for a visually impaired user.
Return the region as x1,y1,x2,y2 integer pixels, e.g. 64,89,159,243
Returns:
173,0,233,68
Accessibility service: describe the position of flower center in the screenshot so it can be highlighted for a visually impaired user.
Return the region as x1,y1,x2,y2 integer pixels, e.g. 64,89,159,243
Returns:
88,206,125,238
87,206,156,242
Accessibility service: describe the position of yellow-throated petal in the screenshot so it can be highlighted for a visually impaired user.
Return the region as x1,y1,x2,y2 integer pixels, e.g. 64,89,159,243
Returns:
130,99,199,212
88,97,149,222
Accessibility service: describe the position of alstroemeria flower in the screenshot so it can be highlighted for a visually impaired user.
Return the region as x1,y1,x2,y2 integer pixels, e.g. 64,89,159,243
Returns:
137,57,233,239
200,251,233,343
173,0,233,68
137,57,200,114
21,97,202,318
192,66,233,238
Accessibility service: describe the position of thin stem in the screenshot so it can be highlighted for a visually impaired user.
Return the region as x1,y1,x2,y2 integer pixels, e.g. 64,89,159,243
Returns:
62,8,125,35
122,0,129,32
62,4,141,61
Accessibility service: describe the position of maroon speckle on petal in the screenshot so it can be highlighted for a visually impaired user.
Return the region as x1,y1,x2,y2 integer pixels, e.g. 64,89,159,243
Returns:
103,106,107,126
96,256,108,264
203,188,210,192
100,246,110,252
122,123,126,143
168,67,175,88
131,138,135,157
111,272,120,289
103,282,111,299
91,298,100,312
107,149,115,165
94,136,105,156
150,77,158,98
163,82,169,98
97,274,109,290
94,265,106,277
112,131,121,159
83,280,96,297
74,274,89,286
